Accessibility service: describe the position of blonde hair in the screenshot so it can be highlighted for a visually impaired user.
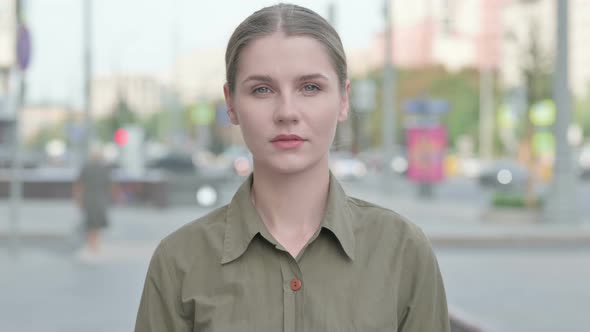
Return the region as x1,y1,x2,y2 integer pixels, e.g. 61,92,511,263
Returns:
225,3,348,95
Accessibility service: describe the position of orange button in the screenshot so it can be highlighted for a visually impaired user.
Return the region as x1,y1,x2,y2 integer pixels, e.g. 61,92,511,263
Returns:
290,278,302,291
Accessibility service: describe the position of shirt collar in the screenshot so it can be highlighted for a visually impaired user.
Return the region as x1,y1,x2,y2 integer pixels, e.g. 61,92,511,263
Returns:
221,171,355,264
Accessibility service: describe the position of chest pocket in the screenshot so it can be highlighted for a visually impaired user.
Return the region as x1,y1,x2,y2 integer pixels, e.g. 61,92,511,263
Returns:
189,285,284,331
304,284,397,332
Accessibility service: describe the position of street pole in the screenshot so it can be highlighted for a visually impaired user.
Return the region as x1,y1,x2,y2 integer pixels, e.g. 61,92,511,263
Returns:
82,0,93,160
9,0,26,255
544,0,577,224
169,0,184,146
9,69,24,255
382,0,397,193
479,68,494,162
328,2,342,151
327,2,336,30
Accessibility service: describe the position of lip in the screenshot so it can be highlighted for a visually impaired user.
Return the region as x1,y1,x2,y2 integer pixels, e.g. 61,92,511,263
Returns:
271,134,305,149
271,134,304,142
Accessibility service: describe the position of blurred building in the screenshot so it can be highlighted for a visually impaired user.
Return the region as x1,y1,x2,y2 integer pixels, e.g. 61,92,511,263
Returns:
20,104,72,141
170,48,226,104
501,0,590,97
347,0,590,99
348,0,504,75
170,2,505,99
92,74,164,118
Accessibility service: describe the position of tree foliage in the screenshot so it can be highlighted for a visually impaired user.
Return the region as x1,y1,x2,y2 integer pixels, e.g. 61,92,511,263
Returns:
95,98,139,142
360,65,480,150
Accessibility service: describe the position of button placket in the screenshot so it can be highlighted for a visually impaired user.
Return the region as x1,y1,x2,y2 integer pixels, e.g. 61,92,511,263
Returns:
280,252,304,332
290,278,302,291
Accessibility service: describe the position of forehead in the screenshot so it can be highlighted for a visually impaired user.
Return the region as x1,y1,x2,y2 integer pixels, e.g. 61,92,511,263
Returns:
236,33,337,82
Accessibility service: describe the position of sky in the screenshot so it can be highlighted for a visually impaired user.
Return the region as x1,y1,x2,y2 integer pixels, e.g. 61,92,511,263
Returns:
23,0,385,108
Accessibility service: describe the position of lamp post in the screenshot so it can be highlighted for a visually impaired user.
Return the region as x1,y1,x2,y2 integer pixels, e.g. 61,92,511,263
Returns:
543,0,577,224
381,0,397,193
82,0,93,160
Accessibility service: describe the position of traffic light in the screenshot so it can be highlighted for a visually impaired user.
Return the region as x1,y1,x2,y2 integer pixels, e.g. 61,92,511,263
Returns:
117,125,145,176
114,128,129,146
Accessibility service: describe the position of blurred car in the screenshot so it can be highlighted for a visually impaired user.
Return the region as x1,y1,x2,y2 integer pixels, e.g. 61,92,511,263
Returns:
357,147,408,176
579,144,590,180
329,152,368,181
147,152,195,173
478,159,529,191
217,145,253,178
457,157,483,179
390,153,409,176
146,152,222,207
191,145,254,179
0,147,43,169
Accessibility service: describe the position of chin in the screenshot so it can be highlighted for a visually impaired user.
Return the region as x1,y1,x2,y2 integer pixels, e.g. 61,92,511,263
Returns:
259,156,322,176
269,163,310,175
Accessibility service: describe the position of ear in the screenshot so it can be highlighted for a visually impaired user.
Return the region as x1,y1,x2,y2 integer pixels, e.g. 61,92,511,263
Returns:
338,80,350,122
223,83,240,125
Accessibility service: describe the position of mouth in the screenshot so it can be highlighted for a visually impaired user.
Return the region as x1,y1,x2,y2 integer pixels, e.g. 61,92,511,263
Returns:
271,134,306,149
271,134,305,142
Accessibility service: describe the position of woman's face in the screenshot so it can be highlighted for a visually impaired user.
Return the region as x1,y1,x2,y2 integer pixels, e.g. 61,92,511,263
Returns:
224,33,350,175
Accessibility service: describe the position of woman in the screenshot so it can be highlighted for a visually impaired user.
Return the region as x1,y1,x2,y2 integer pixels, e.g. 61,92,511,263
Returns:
73,144,112,260
135,4,450,331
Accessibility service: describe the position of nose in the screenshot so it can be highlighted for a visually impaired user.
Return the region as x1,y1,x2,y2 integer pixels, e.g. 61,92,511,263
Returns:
273,93,300,124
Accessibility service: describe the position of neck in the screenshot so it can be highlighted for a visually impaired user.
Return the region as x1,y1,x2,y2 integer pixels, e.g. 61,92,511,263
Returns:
251,161,330,238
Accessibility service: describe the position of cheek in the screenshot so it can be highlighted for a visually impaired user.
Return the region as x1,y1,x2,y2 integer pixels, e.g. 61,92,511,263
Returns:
233,97,264,125
306,111,340,144
306,99,342,130
238,117,263,143
234,103,270,146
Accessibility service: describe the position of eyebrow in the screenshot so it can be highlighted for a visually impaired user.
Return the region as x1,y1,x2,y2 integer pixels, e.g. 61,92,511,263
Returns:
241,75,274,85
295,73,329,83
240,73,329,85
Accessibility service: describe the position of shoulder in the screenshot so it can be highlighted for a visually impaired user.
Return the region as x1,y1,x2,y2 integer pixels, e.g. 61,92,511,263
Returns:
345,197,443,306
152,205,229,270
346,196,429,247
160,204,228,250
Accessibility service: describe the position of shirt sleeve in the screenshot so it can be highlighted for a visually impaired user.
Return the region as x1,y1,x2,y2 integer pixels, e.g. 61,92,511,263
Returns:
398,227,451,332
135,241,192,332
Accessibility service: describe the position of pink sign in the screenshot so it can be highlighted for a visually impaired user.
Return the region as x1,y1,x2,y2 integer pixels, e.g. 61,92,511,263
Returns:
407,126,447,183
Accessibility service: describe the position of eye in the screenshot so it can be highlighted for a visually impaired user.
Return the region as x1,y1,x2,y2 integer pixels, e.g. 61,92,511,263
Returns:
302,84,320,94
253,86,271,94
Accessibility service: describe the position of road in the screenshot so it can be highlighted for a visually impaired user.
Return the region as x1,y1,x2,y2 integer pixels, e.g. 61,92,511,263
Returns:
437,247,590,332
1,176,589,331
356,174,590,220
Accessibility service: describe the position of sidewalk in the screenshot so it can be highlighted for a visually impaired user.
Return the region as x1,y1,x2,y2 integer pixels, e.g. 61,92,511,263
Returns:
2,193,589,332
343,182,590,247
2,184,590,249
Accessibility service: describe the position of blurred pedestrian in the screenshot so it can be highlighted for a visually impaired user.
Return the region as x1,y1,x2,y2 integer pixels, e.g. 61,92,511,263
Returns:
135,3,450,331
73,144,112,260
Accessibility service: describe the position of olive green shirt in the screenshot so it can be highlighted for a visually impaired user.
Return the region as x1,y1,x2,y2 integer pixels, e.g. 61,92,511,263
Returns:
135,173,450,331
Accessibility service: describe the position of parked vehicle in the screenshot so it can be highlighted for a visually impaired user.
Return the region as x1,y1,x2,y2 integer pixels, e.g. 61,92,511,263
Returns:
329,152,368,181
356,147,408,176
578,144,590,180
146,152,222,207
478,159,529,191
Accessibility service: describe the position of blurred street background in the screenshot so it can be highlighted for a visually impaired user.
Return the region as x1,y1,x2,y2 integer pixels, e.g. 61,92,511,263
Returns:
1,0,590,331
